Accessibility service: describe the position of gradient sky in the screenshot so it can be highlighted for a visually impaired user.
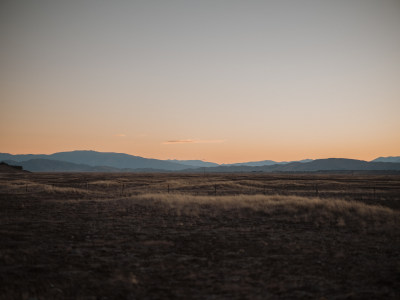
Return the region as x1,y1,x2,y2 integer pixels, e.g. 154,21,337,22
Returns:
1,0,399,163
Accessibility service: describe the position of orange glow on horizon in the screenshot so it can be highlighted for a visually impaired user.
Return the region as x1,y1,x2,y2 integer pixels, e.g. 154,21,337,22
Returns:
1,1,399,164
1,133,399,164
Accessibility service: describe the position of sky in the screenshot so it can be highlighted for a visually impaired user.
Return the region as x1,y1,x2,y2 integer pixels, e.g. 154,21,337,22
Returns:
1,0,399,164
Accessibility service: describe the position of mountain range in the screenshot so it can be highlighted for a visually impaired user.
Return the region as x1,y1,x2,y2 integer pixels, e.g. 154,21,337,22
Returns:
0,151,189,171
221,159,313,167
185,158,400,173
371,156,400,163
0,151,399,173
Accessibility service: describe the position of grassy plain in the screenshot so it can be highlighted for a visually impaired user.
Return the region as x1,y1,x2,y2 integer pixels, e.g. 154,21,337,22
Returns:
0,173,399,299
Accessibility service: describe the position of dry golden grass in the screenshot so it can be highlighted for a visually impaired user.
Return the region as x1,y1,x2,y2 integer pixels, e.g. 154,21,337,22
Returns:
90,180,121,186
41,184,92,195
131,193,399,230
0,180,101,197
1,173,399,299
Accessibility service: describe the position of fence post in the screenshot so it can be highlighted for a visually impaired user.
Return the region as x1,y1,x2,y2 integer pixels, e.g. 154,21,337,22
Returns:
214,184,217,196
168,184,170,194
315,184,319,197
25,184,28,193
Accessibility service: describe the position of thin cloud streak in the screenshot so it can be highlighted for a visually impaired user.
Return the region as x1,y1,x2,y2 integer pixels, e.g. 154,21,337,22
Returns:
115,134,126,137
163,139,225,145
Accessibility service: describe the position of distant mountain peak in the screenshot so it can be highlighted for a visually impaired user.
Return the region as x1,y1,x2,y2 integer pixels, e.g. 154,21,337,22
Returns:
0,150,188,171
222,158,314,167
167,159,219,168
371,156,400,163
1,151,399,173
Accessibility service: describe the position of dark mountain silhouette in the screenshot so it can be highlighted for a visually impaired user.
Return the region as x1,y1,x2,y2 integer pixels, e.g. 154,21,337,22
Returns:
0,151,315,169
0,151,190,171
3,159,172,173
274,158,400,172
0,162,27,173
222,159,313,167
222,160,278,167
1,152,400,173
2,159,124,172
371,156,400,163
167,159,219,168
185,158,400,173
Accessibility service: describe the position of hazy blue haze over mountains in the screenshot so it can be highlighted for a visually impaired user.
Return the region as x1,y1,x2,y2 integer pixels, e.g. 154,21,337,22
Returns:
0,151,190,171
372,157,400,163
187,159,400,173
0,151,399,172
3,159,174,173
0,151,312,170
222,159,313,167
166,159,219,168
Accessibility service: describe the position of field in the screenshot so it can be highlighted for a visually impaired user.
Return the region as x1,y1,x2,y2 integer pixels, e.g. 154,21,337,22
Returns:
0,172,399,299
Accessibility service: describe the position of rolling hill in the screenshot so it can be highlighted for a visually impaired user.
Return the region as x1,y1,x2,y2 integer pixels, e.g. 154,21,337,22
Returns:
0,162,28,173
222,159,313,167
185,158,400,173
1,152,399,173
2,159,123,172
166,159,219,168
0,151,190,171
372,156,400,163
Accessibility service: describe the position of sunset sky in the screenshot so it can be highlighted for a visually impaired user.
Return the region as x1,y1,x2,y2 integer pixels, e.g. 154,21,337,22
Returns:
1,0,399,163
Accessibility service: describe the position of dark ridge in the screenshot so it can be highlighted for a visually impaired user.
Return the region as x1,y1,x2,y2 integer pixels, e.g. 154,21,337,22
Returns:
0,161,28,173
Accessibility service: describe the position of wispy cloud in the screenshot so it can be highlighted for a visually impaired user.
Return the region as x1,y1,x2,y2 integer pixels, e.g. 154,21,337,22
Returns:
115,134,126,137
163,139,225,144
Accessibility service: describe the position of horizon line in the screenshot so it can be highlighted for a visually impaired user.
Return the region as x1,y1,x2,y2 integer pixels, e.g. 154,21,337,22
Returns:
1,150,397,164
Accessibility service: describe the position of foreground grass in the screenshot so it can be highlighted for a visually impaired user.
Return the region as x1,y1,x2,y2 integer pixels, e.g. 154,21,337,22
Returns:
0,174,399,299
2,173,400,208
128,193,399,231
